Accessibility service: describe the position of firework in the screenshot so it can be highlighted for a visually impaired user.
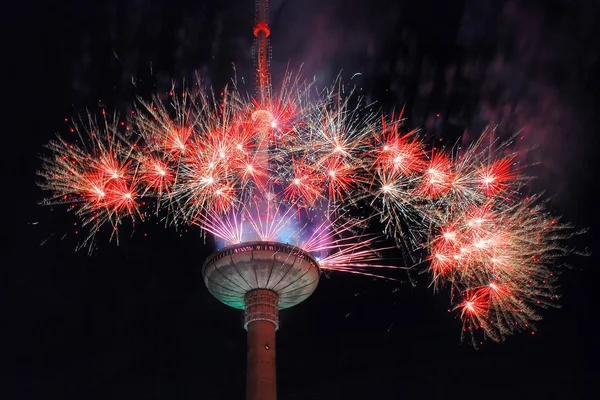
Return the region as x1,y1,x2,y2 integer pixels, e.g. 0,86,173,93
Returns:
39,113,144,249
38,74,576,346
428,195,572,345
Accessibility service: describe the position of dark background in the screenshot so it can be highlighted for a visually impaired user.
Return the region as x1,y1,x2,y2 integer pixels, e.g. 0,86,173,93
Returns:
2,0,599,398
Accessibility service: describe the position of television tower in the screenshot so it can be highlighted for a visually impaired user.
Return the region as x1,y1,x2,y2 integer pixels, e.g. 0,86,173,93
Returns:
202,2,320,400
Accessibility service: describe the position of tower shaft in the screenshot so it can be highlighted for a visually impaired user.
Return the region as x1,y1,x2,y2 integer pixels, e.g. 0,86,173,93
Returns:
245,289,279,400
254,0,271,103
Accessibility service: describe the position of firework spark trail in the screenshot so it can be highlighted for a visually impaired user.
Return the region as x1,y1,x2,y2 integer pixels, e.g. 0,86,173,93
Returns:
38,72,577,345
316,236,402,279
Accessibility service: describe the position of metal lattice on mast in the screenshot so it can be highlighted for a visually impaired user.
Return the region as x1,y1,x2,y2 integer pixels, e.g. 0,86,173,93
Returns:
254,0,271,103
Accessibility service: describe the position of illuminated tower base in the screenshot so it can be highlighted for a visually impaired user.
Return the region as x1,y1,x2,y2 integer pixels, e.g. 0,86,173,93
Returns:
203,242,320,400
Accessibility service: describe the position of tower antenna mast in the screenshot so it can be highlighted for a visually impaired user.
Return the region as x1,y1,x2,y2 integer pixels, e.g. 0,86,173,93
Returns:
254,0,271,103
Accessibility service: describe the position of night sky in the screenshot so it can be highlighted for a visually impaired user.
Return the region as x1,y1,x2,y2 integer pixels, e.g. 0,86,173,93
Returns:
2,0,599,399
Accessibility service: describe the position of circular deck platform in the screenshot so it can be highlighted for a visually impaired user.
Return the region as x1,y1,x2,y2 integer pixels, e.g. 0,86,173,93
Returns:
202,241,321,310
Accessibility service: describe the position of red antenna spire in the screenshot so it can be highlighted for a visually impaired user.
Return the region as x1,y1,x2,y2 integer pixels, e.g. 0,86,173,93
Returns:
254,0,271,103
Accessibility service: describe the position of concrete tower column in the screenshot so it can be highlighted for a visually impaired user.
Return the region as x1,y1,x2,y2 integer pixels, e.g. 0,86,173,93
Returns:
244,289,279,400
